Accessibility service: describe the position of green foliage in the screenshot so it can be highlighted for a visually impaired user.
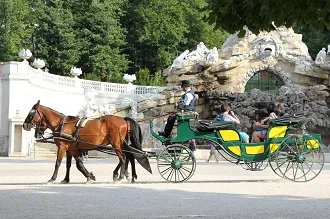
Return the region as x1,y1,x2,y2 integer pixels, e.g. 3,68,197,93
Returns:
122,0,228,83
123,0,189,74
299,27,330,60
71,0,129,82
205,0,330,35
135,68,151,85
0,0,33,61
181,0,229,50
150,71,167,86
135,68,166,86
33,0,80,75
1,0,231,86
108,71,126,83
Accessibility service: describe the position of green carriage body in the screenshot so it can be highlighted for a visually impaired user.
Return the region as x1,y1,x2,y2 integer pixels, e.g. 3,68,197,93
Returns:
151,113,324,182
150,114,322,162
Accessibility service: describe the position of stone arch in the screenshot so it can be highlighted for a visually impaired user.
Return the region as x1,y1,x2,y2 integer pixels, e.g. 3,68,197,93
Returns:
238,65,292,91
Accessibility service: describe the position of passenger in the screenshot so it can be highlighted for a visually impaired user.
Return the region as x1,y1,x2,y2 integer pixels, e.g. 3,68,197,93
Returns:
276,102,286,116
252,102,278,143
215,104,250,143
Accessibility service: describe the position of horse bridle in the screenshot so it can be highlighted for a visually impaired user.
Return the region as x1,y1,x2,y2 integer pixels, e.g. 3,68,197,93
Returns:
27,107,65,137
25,108,44,129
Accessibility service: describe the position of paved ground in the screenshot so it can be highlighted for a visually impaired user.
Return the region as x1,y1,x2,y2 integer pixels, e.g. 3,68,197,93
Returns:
0,157,330,219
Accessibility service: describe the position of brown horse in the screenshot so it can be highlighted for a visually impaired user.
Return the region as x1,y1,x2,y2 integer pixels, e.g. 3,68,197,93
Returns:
23,100,152,183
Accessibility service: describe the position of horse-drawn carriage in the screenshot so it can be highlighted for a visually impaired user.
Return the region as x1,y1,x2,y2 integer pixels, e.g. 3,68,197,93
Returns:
150,112,324,182
23,101,325,184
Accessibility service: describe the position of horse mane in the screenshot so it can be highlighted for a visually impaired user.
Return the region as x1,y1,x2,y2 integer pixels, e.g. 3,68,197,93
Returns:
67,115,79,120
40,105,66,117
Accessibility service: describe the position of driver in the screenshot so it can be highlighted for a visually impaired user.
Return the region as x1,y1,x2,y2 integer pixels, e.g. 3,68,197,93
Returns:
158,80,196,138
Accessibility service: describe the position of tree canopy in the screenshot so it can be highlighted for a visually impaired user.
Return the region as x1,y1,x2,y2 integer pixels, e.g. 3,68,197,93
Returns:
0,0,32,61
206,0,330,35
1,0,328,86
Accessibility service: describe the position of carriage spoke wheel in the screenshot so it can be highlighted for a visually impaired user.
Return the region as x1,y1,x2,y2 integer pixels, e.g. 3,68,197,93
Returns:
269,157,285,179
275,134,324,182
157,144,196,183
241,160,268,171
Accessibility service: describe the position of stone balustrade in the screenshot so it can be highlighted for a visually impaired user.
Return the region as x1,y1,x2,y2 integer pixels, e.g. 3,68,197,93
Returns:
27,64,165,95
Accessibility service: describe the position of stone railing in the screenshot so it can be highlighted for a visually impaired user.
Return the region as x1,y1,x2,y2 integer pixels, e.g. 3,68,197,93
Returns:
28,65,165,94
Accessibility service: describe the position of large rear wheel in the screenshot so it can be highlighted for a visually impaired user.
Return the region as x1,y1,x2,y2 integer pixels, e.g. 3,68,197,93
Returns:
274,134,324,182
157,144,196,183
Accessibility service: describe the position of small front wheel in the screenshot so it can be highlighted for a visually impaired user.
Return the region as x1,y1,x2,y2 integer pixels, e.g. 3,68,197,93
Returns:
157,144,196,183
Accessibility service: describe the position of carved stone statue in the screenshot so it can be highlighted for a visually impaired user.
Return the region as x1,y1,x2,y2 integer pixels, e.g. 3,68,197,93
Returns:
204,47,219,66
170,42,219,69
186,42,208,61
315,48,327,64
327,44,330,55
170,50,190,69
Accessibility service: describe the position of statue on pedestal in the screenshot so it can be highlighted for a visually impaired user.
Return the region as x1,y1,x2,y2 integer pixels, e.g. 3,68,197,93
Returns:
315,48,327,64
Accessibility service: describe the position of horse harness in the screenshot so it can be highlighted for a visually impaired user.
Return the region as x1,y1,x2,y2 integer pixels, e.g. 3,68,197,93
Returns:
52,117,90,149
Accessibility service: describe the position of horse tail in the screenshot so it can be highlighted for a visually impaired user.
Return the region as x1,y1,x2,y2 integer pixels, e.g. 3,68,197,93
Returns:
124,117,152,174
124,117,142,150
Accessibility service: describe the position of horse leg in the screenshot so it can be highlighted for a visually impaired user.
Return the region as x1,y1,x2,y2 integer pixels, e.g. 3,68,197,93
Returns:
74,156,96,184
61,151,72,184
48,144,67,184
129,154,137,183
124,154,131,182
113,162,121,182
117,155,126,181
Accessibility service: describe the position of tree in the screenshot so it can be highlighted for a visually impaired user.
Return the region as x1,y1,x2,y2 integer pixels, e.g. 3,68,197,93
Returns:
298,27,330,60
205,0,330,35
182,0,229,51
0,0,33,61
122,0,228,80
122,0,189,74
71,0,129,82
33,0,80,75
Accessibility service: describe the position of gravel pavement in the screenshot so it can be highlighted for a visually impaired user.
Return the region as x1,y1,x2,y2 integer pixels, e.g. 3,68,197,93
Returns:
0,157,329,219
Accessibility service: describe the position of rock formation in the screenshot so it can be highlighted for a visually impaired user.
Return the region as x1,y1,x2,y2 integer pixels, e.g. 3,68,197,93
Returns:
139,26,330,146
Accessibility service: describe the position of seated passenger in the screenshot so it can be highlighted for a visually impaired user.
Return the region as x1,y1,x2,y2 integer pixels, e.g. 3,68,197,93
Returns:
275,102,286,116
216,104,249,143
252,103,278,143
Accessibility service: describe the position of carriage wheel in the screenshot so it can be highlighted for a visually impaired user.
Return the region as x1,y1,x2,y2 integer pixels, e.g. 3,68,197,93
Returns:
274,134,325,182
241,160,268,171
157,144,196,183
268,157,285,179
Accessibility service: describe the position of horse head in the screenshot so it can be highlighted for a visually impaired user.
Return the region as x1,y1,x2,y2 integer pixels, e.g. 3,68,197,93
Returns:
23,100,65,134
23,100,43,131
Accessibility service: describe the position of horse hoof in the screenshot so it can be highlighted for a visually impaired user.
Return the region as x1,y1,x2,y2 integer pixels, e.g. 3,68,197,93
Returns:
47,180,54,184
90,172,96,181
126,176,132,183
131,179,136,184
86,179,92,184
60,180,69,184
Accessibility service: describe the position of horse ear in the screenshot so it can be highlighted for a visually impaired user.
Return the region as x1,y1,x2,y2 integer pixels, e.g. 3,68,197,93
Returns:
35,100,40,108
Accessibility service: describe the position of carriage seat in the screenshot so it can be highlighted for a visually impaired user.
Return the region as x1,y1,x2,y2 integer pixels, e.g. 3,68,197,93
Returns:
196,120,236,132
176,111,199,119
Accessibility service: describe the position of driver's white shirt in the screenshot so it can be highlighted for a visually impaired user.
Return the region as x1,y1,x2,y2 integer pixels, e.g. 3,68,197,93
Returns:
183,88,194,105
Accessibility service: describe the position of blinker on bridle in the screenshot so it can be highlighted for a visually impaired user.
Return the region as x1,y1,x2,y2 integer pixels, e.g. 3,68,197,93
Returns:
27,109,43,128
